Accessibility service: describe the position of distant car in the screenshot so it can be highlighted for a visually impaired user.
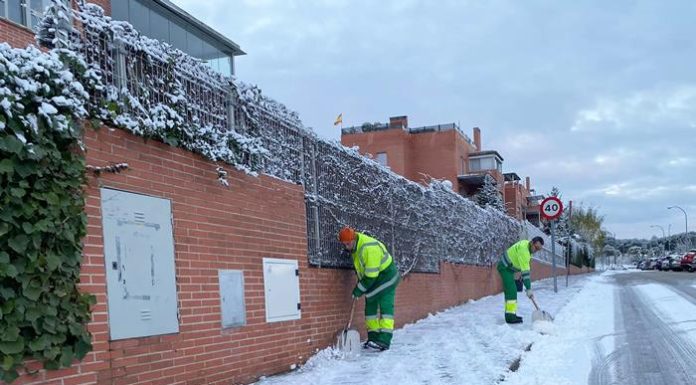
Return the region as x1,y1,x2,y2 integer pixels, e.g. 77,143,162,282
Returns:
681,251,696,272
646,258,659,270
669,257,682,271
637,260,646,270
659,257,673,271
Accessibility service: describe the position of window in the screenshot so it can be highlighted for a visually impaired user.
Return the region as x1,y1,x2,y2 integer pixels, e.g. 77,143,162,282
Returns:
375,152,388,167
469,158,481,171
7,0,25,25
460,156,466,174
2,0,59,30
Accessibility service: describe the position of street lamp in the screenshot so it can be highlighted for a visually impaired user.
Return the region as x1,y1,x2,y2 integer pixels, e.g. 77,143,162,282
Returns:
651,225,666,256
668,206,689,250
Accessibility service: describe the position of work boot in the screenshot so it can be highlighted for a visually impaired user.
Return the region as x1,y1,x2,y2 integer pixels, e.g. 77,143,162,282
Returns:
505,315,523,324
373,341,389,351
363,340,386,350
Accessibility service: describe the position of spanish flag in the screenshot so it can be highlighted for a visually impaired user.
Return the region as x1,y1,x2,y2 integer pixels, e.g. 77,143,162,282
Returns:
334,113,343,126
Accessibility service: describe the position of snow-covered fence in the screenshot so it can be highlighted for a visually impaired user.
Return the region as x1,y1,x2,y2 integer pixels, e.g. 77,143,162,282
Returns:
236,91,520,273
521,221,566,266
40,0,521,274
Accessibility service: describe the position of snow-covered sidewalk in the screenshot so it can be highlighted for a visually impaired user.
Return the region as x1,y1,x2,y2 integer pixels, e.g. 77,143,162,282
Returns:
255,271,600,385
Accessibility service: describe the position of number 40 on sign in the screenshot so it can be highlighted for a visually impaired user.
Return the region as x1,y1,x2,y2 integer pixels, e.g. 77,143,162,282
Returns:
540,196,563,221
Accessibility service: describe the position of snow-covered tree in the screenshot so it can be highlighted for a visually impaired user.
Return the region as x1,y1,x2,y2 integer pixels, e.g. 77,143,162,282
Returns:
476,174,504,211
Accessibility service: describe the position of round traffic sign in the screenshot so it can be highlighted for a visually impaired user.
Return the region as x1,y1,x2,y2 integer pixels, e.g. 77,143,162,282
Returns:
540,197,563,220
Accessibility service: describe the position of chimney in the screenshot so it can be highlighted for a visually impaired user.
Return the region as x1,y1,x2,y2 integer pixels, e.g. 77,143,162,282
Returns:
473,127,481,150
389,116,408,129
525,176,530,191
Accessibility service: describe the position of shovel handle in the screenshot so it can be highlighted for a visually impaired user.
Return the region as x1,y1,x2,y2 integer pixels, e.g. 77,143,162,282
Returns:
345,298,356,329
530,296,540,311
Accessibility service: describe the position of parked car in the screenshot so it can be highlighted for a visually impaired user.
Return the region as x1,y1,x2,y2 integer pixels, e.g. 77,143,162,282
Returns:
659,257,674,271
669,256,683,271
680,250,696,272
646,258,659,270
637,260,646,270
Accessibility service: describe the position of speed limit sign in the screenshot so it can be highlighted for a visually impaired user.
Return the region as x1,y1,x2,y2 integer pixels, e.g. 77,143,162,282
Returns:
540,196,563,220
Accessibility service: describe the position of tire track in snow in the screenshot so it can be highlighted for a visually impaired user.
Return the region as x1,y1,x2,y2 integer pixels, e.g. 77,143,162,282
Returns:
595,275,696,385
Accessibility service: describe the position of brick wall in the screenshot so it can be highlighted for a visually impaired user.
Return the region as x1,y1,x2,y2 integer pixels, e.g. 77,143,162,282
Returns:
8,127,591,385
0,18,37,48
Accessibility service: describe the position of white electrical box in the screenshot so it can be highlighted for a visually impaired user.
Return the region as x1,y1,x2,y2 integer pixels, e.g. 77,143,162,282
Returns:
218,270,246,328
100,188,179,340
262,258,301,323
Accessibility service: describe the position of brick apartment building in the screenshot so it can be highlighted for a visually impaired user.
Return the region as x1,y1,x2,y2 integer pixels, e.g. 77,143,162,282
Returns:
341,116,541,221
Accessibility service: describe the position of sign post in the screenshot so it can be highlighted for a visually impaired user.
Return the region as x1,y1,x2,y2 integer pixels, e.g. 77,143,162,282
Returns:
540,197,564,293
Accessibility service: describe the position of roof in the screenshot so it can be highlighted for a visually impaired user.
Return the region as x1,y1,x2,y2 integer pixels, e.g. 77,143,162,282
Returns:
504,172,520,182
469,150,504,161
457,174,486,186
153,0,246,56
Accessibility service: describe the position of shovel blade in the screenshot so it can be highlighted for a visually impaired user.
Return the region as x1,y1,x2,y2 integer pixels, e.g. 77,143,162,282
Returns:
532,309,554,322
336,328,361,355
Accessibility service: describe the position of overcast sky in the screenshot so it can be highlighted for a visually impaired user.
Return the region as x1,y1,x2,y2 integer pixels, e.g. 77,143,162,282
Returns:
172,0,695,239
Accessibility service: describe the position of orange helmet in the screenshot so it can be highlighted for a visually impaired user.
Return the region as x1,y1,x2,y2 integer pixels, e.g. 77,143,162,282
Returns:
338,226,356,242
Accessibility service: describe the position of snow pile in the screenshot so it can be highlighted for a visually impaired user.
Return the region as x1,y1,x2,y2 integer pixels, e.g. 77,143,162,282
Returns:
503,273,615,385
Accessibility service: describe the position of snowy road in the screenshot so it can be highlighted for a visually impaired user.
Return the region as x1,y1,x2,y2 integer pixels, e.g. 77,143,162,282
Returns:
508,270,696,385
591,271,696,385
254,270,696,385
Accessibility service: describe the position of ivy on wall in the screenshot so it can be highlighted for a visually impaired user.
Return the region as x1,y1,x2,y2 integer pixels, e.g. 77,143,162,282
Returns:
0,44,95,383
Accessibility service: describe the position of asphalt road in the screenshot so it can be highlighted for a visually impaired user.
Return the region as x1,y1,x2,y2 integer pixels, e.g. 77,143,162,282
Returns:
589,270,696,385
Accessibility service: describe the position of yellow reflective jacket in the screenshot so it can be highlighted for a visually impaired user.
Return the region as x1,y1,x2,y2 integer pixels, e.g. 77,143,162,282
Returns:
501,240,532,290
351,232,397,297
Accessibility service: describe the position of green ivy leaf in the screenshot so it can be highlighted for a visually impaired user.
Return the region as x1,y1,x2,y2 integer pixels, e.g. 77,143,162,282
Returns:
21,222,33,234
0,287,14,300
14,162,34,178
9,188,25,198
0,136,23,154
23,285,42,302
0,252,8,264
2,355,13,371
1,368,19,383
46,253,61,271
59,347,74,367
0,159,13,174
75,339,91,359
46,192,59,205
2,264,18,278
8,235,29,253
0,224,9,238
0,339,24,355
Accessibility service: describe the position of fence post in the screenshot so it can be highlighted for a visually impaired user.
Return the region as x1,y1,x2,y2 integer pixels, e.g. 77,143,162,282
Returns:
227,89,236,132
112,38,128,99
310,143,322,266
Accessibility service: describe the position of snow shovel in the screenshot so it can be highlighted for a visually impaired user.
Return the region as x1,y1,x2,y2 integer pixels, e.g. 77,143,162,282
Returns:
530,296,554,322
335,299,360,355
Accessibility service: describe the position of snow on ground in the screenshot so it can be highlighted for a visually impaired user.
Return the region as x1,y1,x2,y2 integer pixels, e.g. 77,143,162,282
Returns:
502,272,617,385
255,272,596,385
635,283,696,344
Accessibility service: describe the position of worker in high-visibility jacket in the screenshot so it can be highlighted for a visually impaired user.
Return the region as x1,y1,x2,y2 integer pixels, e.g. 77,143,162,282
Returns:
497,237,544,324
339,227,400,351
